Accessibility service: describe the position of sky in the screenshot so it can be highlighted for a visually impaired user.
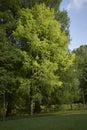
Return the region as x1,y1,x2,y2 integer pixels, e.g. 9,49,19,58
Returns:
60,0,87,50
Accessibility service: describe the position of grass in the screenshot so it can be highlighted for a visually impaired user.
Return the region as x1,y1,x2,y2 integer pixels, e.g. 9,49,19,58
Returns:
0,111,87,130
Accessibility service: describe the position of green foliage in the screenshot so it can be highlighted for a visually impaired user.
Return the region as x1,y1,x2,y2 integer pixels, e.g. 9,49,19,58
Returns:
23,0,62,10
12,4,71,106
55,10,70,36
74,45,87,103
0,0,74,116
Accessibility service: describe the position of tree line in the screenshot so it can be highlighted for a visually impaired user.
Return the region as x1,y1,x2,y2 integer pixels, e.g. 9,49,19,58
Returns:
0,0,87,117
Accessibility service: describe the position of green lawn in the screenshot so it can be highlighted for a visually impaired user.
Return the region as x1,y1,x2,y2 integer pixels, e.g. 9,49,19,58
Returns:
0,113,87,130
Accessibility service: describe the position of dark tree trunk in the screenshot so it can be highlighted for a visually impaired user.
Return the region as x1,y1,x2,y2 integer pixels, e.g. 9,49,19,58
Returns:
34,101,41,113
30,99,34,116
6,94,13,117
29,84,34,116
82,90,86,111
6,102,12,117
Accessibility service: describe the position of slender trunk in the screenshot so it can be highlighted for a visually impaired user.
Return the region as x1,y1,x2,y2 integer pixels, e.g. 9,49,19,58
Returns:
29,82,34,116
34,101,41,113
30,99,34,116
82,90,86,111
6,93,13,117
29,68,35,116
2,82,6,121
2,89,5,121
6,102,12,117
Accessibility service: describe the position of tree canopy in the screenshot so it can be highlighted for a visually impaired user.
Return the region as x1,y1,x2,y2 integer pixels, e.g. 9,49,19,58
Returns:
0,0,78,117
12,4,73,115
74,45,87,104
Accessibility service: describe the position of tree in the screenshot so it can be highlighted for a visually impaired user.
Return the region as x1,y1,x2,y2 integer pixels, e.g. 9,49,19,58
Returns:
0,0,71,116
12,4,72,115
0,46,21,116
74,45,87,107
60,59,80,109
48,52,79,109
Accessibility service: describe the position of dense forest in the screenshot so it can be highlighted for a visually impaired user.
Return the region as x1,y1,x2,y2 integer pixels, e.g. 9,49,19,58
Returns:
0,0,87,118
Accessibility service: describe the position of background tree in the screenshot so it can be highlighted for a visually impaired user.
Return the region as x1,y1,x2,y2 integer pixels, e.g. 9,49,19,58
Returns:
60,59,79,109
0,46,22,116
74,45,87,108
48,52,79,109
23,0,62,9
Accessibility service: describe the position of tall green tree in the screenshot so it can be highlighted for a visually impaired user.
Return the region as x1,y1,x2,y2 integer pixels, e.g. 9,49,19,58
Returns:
49,52,79,108
0,0,71,116
12,4,72,115
74,45,87,106
0,46,22,116
60,59,79,108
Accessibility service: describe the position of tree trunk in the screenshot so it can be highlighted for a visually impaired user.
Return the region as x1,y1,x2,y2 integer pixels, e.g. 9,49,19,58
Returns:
30,99,34,116
29,84,34,116
6,94,13,117
34,101,41,113
6,102,12,117
29,68,35,116
82,90,86,111
2,90,6,120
